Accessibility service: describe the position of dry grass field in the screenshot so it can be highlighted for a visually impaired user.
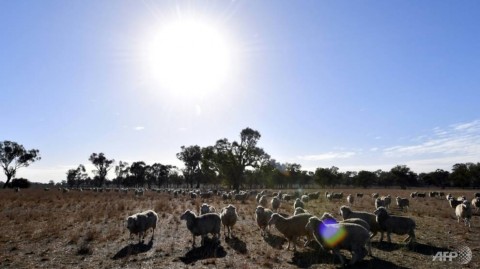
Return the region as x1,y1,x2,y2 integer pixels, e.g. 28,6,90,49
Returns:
0,188,478,269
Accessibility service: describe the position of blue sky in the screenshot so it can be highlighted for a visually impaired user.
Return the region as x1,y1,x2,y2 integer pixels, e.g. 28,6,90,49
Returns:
2,1,480,183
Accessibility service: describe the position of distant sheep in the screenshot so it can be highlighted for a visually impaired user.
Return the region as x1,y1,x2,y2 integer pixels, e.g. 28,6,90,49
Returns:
220,204,238,237
375,198,385,209
234,192,248,202
396,197,410,211
135,188,144,196
301,195,309,203
416,192,426,198
268,213,313,251
271,197,281,212
347,194,354,205
294,207,308,215
319,212,370,231
294,198,304,210
259,195,268,207
472,197,480,212
340,206,382,240
255,206,273,236
374,207,416,245
180,210,221,247
356,193,364,198
455,202,472,227
308,192,320,200
200,203,216,215
449,198,462,209
126,210,158,243
305,216,371,266
372,193,379,199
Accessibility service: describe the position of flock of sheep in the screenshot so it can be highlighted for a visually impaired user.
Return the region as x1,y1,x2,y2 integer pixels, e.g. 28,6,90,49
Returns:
121,189,478,266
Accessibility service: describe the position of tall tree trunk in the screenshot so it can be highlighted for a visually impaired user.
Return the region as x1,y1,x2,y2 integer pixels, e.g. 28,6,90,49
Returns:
3,174,13,189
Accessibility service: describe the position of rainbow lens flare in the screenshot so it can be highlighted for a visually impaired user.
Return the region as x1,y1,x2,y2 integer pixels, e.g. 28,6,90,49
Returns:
319,219,347,247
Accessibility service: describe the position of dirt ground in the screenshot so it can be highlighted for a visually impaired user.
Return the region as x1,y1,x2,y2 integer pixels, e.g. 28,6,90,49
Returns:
0,188,478,269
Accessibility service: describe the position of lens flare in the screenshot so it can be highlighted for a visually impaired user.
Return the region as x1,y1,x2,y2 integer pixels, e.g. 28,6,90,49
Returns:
319,219,347,247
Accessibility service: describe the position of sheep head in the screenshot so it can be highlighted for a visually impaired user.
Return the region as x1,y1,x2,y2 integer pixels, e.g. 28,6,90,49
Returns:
267,213,280,226
339,206,351,219
319,212,336,222
255,206,265,214
180,210,195,221
126,216,137,230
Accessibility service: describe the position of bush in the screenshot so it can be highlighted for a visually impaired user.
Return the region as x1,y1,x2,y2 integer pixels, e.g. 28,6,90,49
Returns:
10,178,31,189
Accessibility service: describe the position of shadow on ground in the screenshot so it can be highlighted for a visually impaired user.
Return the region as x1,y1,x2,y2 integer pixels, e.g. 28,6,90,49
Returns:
225,236,247,254
264,233,288,250
177,237,226,264
290,249,410,269
112,239,153,260
411,242,451,256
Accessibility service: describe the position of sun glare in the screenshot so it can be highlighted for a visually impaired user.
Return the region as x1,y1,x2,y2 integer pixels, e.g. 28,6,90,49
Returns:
149,19,231,97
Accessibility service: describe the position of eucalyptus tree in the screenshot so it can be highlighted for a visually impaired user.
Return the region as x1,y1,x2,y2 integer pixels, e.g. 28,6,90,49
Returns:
88,153,114,187
0,141,41,188
203,128,270,191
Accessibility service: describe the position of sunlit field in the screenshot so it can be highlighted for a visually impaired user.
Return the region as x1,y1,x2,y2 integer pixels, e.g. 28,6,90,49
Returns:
1,188,478,269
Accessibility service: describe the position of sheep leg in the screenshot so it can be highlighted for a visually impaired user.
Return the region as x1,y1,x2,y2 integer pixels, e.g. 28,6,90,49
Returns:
366,238,372,256
387,232,392,243
333,249,346,267
192,234,196,247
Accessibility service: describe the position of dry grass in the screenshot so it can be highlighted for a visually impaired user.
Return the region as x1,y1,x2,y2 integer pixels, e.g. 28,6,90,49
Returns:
0,188,479,268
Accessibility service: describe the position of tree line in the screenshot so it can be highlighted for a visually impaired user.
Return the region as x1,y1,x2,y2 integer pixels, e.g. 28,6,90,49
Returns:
1,129,480,189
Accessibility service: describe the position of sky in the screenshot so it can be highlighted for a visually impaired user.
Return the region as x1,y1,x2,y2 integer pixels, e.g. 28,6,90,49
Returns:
1,1,480,183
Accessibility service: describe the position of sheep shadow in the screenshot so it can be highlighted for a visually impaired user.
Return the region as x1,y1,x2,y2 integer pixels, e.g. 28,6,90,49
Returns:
410,242,451,256
112,239,153,260
225,236,247,254
290,249,410,269
371,241,403,252
178,237,226,264
263,233,288,249
289,248,337,268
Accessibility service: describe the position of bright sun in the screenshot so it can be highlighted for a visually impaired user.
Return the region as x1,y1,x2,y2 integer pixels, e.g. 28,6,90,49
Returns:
149,19,231,96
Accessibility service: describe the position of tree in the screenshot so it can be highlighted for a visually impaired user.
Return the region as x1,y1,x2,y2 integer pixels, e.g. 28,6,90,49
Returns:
130,161,146,187
11,178,31,188
88,153,114,187
66,164,87,187
354,170,376,188
1,141,41,188
390,165,417,189
314,166,340,188
114,161,130,187
176,145,203,188
203,128,270,191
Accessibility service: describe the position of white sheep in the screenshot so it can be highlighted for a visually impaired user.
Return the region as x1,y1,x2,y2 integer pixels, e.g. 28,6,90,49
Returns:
294,207,307,215
259,195,268,207
271,196,281,212
255,206,273,236
339,206,382,241
347,194,354,205
301,195,309,203
449,198,462,209
268,213,313,251
472,197,480,212
319,212,370,231
126,210,158,243
180,210,221,247
305,216,371,266
294,198,304,210
455,202,472,227
374,207,416,245
220,204,238,237
396,197,410,211
375,198,385,209
200,203,216,215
